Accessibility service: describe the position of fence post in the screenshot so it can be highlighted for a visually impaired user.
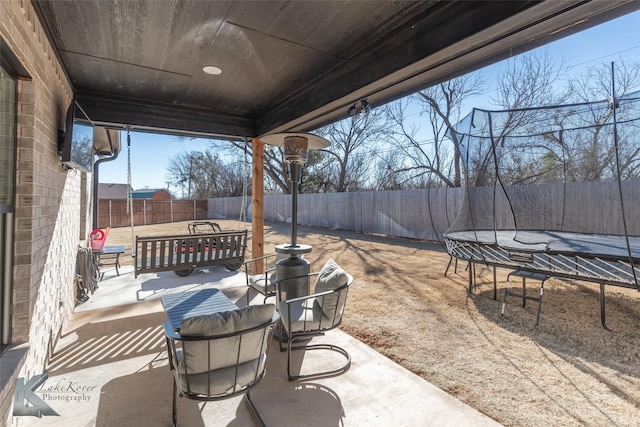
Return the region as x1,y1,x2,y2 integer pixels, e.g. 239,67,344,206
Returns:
143,200,147,225
170,199,174,222
109,200,112,228
193,199,196,220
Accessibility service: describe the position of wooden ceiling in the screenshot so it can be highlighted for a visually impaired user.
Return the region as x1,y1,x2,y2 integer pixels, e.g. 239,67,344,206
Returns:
33,0,640,140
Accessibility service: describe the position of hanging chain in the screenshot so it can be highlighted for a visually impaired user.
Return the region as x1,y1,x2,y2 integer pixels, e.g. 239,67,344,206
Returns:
126,131,132,214
126,130,136,256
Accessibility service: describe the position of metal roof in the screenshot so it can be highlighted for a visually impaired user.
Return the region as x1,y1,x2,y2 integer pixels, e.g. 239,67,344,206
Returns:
33,0,640,140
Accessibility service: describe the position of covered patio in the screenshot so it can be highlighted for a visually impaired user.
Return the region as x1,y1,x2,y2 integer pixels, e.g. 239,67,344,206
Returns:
3,1,640,425
20,264,499,427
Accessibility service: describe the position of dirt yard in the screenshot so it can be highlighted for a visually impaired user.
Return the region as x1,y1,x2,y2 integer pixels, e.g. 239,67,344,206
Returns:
105,219,640,426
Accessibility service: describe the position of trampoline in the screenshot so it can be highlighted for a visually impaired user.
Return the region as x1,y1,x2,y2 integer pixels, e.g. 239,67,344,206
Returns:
444,83,640,328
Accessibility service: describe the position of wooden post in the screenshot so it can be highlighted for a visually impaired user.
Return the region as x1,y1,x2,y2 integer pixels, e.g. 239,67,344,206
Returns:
252,138,265,274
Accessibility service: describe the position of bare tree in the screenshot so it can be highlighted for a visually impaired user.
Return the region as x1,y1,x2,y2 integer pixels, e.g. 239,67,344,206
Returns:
313,105,391,192
225,140,293,194
387,73,485,188
565,60,640,180
371,148,416,190
464,52,570,186
165,149,247,198
70,135,94,170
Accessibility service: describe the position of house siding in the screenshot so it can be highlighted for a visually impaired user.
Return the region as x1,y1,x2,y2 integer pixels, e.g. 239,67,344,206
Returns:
1,0,86,425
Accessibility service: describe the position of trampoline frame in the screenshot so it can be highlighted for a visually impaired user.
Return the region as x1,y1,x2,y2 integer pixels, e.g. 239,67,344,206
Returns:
445,233,640,330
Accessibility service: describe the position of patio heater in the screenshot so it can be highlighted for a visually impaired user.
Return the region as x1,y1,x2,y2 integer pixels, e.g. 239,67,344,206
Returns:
259,133,331,302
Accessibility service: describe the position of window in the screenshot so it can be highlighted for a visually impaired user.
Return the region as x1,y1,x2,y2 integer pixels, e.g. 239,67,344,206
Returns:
0,62,16,347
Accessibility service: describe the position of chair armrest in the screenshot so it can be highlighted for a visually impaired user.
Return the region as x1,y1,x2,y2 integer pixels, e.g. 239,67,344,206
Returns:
243,253,278,265
270,312,281,324
163,321,182,340
281,288,334,306
163,322,181,371
243,253,278,279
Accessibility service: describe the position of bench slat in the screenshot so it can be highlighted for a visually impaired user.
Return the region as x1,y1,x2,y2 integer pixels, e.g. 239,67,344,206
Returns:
134,230,247,277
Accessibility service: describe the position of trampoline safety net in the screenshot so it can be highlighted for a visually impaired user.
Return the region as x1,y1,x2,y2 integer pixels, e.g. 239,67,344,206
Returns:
444,90,640,289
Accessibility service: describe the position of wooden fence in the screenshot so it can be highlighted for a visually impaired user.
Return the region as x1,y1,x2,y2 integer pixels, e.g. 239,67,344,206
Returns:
207,180,640,242
208,188,465,242
98,181,640,241
98,199,208,228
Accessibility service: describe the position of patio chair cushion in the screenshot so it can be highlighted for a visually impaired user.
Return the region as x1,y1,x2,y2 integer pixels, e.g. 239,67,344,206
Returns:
248,273,276,293
178,354,267,396
313,259,349,318
279,298,330,334
178,304,275,374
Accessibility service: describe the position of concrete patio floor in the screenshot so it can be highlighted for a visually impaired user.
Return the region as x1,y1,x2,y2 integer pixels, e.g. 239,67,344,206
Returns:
16,265,502,427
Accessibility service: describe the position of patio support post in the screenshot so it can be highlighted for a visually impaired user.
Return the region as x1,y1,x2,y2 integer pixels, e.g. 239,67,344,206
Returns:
252,138,265,274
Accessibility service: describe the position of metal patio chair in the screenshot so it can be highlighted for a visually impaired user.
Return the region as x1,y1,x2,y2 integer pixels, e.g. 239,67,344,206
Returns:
243,252,292,304
164,304,278,427
277,259,353,381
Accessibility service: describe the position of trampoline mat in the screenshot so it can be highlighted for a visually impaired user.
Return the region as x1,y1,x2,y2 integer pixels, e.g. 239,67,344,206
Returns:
445,230,640,262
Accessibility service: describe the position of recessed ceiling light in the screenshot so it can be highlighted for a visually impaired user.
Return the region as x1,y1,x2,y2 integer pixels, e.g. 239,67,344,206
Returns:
203,65,222,75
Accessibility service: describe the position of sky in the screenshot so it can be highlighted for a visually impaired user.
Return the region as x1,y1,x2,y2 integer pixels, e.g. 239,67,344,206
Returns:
83,9,640,191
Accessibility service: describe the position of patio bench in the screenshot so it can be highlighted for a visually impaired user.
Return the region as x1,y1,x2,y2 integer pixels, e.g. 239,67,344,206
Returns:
134,229,247,278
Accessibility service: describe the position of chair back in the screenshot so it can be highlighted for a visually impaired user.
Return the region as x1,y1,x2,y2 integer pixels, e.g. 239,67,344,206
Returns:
170,304,277,399
314,274,353,329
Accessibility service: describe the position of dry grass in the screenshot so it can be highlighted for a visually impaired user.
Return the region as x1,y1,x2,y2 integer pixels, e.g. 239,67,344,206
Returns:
106,219,640,426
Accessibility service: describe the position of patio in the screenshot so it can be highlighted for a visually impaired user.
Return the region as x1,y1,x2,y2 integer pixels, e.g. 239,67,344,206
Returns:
17,265,500,427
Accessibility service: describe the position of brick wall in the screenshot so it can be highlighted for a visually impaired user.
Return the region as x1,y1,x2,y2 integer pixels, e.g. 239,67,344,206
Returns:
1,0,85,425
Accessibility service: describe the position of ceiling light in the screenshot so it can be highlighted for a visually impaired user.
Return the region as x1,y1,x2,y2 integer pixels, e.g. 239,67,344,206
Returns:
202,65,222,75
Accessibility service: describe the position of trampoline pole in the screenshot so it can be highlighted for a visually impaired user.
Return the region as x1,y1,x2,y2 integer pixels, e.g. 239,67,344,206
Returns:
610,62,639,292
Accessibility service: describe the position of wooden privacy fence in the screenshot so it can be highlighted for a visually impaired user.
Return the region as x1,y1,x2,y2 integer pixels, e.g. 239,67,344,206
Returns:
207,180,640,242
98,199,208,228
208,188,465,242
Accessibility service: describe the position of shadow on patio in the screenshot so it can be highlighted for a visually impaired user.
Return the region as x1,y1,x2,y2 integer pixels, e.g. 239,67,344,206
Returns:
17,267,501,427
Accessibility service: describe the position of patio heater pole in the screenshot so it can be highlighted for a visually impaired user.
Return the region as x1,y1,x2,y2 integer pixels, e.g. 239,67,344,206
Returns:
258,133,330,304
289,162,300,247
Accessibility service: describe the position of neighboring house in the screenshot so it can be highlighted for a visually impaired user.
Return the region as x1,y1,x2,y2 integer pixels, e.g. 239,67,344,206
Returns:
98,184,170,201
131,189,171,200
98,183,132,200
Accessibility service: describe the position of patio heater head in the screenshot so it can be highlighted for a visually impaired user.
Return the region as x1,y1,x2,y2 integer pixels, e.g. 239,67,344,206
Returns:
259,132,330,248
260,133,331,183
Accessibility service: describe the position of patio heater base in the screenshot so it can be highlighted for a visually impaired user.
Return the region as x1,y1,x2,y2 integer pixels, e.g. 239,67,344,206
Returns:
274,243,312,340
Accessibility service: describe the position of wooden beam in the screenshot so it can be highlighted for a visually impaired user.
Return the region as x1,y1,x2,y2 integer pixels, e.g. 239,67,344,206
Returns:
252,138,265,274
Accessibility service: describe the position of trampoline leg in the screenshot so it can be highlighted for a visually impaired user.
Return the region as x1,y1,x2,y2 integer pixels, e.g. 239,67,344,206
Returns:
492,266,497,300
534,281,544,326
501,277,509,317
468,261,473,294
521,278,527,308
445,256,453,277
599,283,611,331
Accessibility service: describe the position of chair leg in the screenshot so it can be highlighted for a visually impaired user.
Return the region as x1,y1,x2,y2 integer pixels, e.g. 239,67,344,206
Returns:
286,332,351,381
172,376,178,427
278,321,286,352
245,390,267,427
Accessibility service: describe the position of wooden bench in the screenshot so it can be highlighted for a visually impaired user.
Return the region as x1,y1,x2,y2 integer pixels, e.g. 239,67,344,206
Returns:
134,229,248,278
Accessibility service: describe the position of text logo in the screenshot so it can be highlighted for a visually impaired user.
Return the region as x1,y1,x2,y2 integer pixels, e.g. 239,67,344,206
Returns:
13,374,59,417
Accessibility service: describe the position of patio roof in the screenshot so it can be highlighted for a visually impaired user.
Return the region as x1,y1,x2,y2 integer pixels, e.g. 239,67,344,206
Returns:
33,0,640,140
